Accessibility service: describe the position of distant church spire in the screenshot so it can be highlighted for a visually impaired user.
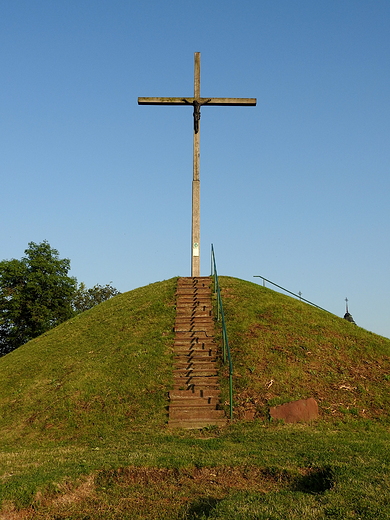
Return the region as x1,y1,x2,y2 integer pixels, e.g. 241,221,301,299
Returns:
344,297,357,325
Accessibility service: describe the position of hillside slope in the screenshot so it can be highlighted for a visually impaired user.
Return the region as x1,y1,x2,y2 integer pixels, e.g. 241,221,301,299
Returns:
0,278,177,444
0,276,389,447
219,277,390,420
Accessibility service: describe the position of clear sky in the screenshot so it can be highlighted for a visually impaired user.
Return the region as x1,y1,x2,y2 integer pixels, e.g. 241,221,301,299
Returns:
1,1,389,338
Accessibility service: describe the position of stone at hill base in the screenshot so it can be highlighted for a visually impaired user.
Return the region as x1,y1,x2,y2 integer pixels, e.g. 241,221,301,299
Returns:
270,398,319,424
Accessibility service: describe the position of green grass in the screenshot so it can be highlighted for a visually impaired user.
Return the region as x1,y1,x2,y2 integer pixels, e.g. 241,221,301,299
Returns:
0,423,389,518
0,277,177,445
218,277,390,421
0,276,389,519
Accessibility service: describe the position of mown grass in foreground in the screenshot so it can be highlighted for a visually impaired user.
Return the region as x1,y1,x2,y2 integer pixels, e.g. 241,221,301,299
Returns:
0,421,389,519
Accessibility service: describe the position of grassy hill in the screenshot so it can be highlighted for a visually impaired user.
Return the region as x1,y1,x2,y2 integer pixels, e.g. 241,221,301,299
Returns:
1,276,390,519
0,277,177,444
218,277,390,421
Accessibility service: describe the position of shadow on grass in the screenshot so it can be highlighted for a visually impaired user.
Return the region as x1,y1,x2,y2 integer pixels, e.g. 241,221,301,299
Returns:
292,466,335,494
185,497,221,519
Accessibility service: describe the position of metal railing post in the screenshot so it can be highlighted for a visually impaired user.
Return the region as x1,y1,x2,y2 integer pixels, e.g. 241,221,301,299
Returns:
211,244,233,421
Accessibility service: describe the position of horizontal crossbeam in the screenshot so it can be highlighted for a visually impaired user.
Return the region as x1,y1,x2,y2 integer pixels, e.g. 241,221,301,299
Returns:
138,97,256,106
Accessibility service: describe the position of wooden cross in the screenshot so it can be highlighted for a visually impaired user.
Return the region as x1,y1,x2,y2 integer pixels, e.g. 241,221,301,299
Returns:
138,52,256,277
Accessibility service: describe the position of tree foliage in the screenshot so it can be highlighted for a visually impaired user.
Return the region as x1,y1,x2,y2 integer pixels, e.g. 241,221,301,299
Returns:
0,241,77,356
0,241,121,357
73,282,121,314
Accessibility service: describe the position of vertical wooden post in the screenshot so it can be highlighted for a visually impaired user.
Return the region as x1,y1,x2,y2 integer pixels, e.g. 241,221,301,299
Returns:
192,52,201,277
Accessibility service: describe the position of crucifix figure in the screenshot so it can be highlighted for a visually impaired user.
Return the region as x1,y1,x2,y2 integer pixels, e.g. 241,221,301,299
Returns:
138,52,256,277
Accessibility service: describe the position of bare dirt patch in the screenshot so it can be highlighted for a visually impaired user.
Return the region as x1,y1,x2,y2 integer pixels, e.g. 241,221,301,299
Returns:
0,465,338,519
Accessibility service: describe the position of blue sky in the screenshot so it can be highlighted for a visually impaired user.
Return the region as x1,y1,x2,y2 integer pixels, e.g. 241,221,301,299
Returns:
1,1,389,338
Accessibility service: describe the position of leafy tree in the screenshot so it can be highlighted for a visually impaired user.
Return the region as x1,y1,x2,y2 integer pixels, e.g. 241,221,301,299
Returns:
0,241,77,356
73,282,120,314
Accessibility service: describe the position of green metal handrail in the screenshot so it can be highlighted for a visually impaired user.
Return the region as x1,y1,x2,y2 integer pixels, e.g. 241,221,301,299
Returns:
253,275,333,314
211,244,233,420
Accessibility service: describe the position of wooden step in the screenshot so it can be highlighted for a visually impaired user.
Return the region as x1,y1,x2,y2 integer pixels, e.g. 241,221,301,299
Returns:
173,342,217,348
173,339,217,346
174,349,216,356
177,277,211,283
175,314,213,320
174,352,217,359
169,407,225,420
176,302,212,307
174,370,219,379
173,383,221,391
174,331,214,338
174,360,218,368
175,318,214,325
173,345,216,351
173,381,221,387
175,310,212,316
174,324,214,331
173,351,218,359
169,397,219,407
168,418,227,429
169,389,221,399
174,363,218,369
176,289,211,295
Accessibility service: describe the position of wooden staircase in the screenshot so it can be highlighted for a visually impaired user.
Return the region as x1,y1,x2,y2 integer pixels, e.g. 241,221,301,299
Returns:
168,277,227,429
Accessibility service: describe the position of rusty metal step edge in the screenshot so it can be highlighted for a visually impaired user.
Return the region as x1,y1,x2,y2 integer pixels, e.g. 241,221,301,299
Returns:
169,403,223,411
174,327,215,332
173,353,217,359
169,405,225,413
174,335,215,339
175,311,214,318
173,381,220,386
173,384,220,390
173,376,220,380
173,379,220,385
167,420,227,430
174,341,216,345
175,313,212,318
173,351,217,356
169,409,226,418
173,351,217,357
176,290,212,294
173,357,218,363
174,320,214,324
174,362,218,368
169,389,221,398
174,373,218,379
173,381,220,387
173,347,216,352
177,277,211,281
173,345,217,351
173,343,216,348
169,397,220,406
174,330,215,334
173,369,219,375
169,413,226,422
174,321,214,326
173,351,218,356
